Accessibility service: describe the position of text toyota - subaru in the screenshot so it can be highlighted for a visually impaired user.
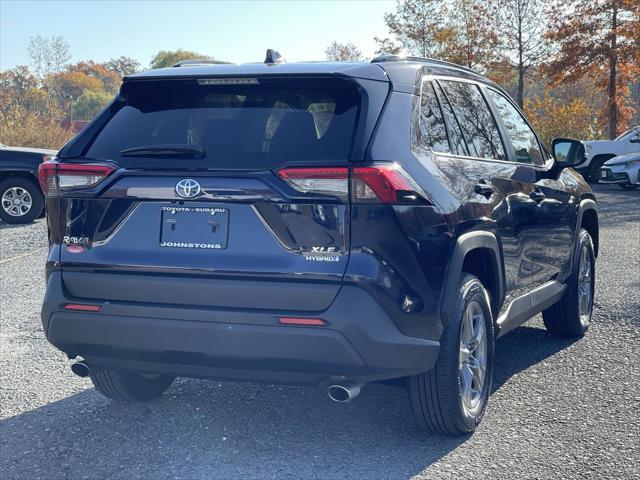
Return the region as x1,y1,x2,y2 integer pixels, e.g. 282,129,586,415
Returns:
40,52,598,435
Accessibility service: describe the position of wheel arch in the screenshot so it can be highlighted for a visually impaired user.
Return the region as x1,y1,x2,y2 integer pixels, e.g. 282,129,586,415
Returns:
0,169,41,189
440,231,505,325
577,199,599,258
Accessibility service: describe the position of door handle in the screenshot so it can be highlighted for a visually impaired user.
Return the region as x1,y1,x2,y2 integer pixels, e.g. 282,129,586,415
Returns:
474,181,494,197
529,189,546,202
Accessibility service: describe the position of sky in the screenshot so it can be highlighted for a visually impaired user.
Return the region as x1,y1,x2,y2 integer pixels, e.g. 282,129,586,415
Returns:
0,0,395,70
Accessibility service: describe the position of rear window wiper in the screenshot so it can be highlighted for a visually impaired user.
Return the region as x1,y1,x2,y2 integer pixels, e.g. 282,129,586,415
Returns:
119,144,205,158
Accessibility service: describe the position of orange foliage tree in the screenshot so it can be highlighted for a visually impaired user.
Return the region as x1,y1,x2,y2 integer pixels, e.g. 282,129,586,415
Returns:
544,0,640,138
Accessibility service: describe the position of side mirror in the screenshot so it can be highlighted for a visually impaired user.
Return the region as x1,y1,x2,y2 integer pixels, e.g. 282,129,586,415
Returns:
630,134,640,144
551,138,587,167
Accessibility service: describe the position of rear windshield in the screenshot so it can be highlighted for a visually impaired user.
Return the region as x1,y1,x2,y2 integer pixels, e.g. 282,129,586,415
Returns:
86,77,361,169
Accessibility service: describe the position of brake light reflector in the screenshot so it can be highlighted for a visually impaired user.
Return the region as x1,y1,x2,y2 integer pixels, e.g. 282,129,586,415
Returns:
279,317,326,326
64,304,101,312
38,161,116,197
277,167,348,200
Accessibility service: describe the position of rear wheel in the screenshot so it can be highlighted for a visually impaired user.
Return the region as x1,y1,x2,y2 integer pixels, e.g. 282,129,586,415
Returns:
543,228,595,337
408,274,494,435
0,177,44,224
90,369,175,402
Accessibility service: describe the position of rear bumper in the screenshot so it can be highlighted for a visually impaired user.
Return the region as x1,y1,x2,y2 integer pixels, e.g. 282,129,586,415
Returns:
41,272,439,385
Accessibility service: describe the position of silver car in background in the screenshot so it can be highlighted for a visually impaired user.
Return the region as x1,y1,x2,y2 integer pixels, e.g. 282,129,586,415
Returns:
599,152,640,190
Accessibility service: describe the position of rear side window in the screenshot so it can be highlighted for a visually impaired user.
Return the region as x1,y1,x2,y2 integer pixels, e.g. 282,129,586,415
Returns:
487,89,544,165
418,80,450,153
439,80,505,160
86,77,360,169
433,82,468,156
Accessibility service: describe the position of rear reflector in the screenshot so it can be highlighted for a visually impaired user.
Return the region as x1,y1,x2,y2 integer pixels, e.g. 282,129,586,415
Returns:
277,164,425,204
38,160,116,197
279,317,326,326
64,304,101,312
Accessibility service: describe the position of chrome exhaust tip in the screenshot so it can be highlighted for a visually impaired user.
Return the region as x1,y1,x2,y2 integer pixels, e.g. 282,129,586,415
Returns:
70,362,90,378
328,381,362,403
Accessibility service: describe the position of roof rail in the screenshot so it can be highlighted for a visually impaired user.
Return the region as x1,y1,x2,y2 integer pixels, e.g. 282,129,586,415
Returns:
370,54,478,75
172,59,233,67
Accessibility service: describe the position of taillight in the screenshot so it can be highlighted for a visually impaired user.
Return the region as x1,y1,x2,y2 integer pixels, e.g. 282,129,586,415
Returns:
352,164,424,204
38,160,116,197
277,164,425,204
277,167,349,200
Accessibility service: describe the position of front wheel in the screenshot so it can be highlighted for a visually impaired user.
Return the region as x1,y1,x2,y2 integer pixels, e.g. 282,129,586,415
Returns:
618,183,639,191
543,228,595,337
90,369,175,402
408,274,494,435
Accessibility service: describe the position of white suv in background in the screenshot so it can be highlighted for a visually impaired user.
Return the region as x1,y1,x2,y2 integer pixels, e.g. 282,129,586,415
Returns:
579,127,640,182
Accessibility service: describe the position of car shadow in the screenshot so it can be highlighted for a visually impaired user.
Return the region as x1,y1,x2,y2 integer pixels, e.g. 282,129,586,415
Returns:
0,324,576,479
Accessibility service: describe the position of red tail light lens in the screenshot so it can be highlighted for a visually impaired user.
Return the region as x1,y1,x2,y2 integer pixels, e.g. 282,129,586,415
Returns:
38,160,116,197
277,167,349,200
352,164,424,204
277,164,424,204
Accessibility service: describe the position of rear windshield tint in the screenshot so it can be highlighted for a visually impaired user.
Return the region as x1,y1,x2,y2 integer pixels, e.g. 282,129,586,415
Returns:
85,77,360,169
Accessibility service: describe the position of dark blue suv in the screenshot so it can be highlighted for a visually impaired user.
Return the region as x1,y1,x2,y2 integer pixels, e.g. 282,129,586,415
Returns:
40,54,598,435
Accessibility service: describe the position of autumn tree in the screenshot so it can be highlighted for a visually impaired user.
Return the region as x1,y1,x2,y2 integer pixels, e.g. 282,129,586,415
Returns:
545,0,640,138
74,90,113,120
373,36,403,55
106,56,141,76
442,0,498,71
483,0,551,108
0,66,37,114
27,35,70,82
525,92,605,147
27,35,71,113
378,0,497,72
325,41,363,61
150,49,214,69
382,0,448,57
68,61,121,94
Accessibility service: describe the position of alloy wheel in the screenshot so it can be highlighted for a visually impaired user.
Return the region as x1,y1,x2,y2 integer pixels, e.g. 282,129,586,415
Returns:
459,301,487,416
577,243,594,327
1,186,33,217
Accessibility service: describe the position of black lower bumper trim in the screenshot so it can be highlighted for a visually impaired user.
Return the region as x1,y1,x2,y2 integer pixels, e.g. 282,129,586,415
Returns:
42,272,439,385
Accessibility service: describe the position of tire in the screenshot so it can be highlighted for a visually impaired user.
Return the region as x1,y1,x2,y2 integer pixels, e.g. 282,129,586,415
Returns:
543,228,595,337
90,369,175,402
619,183,639,191
408,274,494,435
0,177,44,224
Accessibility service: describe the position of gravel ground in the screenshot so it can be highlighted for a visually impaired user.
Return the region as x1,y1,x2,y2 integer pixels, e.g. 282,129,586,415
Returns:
0,184,638,479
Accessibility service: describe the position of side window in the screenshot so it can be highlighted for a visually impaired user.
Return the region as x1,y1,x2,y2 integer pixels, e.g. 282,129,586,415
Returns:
433,82,468,156
418,80,450,153
488,89,544,165
439,80,506,160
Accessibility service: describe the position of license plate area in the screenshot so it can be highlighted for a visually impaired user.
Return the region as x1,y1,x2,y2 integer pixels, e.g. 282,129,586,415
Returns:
601,170,608,179
160,206,229,249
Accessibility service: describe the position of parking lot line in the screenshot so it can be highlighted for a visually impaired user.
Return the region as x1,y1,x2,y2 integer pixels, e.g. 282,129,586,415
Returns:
0,249,42,265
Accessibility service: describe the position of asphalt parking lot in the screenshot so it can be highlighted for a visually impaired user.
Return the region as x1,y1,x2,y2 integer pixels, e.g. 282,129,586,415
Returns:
0,184,638,479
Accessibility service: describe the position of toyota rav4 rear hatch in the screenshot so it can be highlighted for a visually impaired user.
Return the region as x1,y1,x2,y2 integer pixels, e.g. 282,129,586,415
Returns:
45,75,388,311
